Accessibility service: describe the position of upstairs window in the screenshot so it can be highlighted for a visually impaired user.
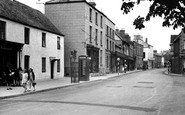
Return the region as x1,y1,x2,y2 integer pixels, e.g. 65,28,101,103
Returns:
100,16,103,28
42,32,46,47
89,26,92,43
100,31,103,46
89,8,92,22
95,12,98,25
0,20,6,40
57,36,60,50
24,27,30,44
95,29,98,45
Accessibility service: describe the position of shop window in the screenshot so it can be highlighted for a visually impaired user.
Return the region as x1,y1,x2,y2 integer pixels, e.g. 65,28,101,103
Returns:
57,36,60,50
57,59,60,72
42,32,46,47
0,20,6,40
42,57,46,72
24,27,30,44
24,55,30,71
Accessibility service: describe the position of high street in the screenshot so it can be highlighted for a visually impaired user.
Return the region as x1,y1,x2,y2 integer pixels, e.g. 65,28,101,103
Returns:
0,69,184,115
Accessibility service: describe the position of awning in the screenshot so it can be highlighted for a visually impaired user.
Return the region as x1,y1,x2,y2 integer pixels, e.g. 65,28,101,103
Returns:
0,40,24,51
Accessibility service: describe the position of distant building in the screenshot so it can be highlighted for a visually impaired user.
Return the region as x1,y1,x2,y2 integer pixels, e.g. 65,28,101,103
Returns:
170,31,185,74
133,41,143,69
153,50,162,68
0,0,64,82
45,0,115,75
134,35,154,69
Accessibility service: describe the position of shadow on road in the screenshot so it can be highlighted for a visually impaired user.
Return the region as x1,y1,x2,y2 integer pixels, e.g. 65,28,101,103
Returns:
2,99,157,112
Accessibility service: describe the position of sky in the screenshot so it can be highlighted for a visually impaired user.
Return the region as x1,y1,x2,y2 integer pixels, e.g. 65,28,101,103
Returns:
16,0,181,52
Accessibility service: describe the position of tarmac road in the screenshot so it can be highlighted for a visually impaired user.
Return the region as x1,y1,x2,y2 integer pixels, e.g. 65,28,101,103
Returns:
0,69,183,115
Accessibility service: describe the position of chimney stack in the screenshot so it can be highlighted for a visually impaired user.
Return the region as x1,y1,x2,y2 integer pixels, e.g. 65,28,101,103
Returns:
89,0,96,7
145,38,148,43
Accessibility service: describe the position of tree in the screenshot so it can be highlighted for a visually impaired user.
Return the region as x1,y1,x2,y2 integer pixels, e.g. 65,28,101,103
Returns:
121,0,185,30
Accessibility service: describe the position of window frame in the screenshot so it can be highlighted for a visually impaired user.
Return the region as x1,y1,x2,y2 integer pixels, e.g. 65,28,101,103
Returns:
24,27,30,44
57,59,60,72
42,32,46,47
42,57,46,72
57,36,61,50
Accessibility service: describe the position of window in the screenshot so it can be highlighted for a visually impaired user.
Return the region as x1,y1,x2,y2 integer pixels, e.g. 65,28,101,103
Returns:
89,8,92,22
24,27,30,44
57,59,60,72
100,16,103,28
42,57,46,72
57,37,60,49
100,50,102,65
106,26,108,36
95,29,98,45
89,26,92,43
107,39,109,49
0,20,6,40
95,12,98,25
42,32,46,47
24,55,30,71
100,31,103,46
110,41,112,51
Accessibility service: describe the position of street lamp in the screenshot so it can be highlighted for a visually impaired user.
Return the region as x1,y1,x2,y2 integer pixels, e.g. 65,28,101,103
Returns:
117,57,120,75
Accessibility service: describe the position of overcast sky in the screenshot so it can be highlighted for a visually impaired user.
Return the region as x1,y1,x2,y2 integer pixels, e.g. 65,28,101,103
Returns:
17,0,181,52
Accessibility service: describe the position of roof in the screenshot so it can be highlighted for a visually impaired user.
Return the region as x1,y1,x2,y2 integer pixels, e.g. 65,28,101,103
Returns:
170,35,179,43
0,0,63,36
46,0,115,25
115,31,129,44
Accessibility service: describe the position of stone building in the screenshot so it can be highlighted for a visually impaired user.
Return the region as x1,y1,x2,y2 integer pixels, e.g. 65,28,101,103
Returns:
0,0,64,83
170,31,185,74
45,0,115,75
133,41,143,69
153,50,162,68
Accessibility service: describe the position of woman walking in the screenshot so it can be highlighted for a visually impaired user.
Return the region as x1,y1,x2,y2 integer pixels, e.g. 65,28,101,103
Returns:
28,68,36,91
21,69,28,93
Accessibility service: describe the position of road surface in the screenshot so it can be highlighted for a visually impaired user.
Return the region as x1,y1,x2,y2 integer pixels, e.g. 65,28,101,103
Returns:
0,69,185,115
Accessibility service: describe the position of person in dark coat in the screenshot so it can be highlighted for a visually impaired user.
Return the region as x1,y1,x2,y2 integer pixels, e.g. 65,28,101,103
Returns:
27,68,36,91
5,65,13,90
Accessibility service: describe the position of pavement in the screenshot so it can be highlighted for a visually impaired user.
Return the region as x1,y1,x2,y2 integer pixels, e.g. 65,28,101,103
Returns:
0,70,142,99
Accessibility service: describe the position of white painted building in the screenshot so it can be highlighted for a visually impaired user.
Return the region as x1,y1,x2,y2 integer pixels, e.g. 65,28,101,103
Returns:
0,0,64,81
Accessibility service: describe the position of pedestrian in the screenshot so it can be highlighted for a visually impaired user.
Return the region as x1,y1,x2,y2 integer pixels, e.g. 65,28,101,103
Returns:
5,65,13,90
18,67,23,86
28,68,36,91
124,64,127,73
21,69,28,92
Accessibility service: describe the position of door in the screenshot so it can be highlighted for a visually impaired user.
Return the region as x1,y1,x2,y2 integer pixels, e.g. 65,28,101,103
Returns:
50,61,54,79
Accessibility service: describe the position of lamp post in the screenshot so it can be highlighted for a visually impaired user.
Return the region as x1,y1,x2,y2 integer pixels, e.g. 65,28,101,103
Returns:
117,57,120,75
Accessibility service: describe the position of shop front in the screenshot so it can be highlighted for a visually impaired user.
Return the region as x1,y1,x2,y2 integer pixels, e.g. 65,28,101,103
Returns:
0,40,23,85
87,45,99,73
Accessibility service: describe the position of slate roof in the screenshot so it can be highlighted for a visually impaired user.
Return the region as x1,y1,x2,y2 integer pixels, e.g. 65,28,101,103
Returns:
0,0,63,36
170,35,179,44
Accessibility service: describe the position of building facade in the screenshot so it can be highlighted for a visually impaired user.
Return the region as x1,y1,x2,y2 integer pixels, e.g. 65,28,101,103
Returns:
171,31,185,74
0,0,64,84
45,0,115,75
133,41,143,69
153,50,162,68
